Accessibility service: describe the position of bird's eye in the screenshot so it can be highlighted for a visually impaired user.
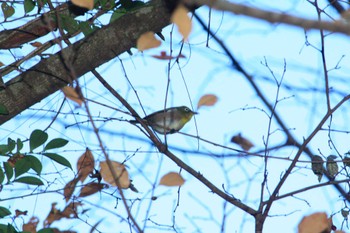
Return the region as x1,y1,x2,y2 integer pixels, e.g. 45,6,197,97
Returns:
184,107,190,112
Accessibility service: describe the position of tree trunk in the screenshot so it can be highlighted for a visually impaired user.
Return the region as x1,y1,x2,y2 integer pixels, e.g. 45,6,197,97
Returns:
0,0,170,125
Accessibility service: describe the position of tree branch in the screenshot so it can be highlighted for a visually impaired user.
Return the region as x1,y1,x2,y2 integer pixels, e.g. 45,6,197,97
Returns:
187,0,350,35
0,0,171,125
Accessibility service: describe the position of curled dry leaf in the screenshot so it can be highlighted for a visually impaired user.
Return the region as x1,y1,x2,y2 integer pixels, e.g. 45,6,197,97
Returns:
197,94,218,110
71,0,94,10
61,201,82,219
100,160,130,189
171,4,192,40
62,86,83,106
151,51,185,60
77,149,95,182
230,133,254,151
159,172,185,187
79,182,106,197
137,31,161,51
30,41,42,47
298,212,330,233
44,201,83,227
44,203,60,227
64,177,80,202
22,216,39,233
15,209,28,217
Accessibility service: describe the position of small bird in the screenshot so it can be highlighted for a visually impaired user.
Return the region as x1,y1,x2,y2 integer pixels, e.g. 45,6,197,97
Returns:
311,155,324,182
130,106,197,134
326,155,338,180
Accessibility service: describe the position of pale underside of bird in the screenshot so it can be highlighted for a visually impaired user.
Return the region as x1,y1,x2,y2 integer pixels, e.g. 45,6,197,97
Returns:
130,106,197,134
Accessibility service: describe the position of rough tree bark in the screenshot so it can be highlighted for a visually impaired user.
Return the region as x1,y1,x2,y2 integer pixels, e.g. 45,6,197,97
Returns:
0,0,171,125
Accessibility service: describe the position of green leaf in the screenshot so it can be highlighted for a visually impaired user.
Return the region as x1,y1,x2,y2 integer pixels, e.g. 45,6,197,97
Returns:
16,139,23,153
14,176,44,186
0,103,9,115
110,9,127,23
29,129,48,152
0,144,9,155
79,21,99,37
26,155,42,175
37,228,55,233
15,156,42,177
4,162,13,183
60,15,80,34
0,223,17,233
7,138,15,152
14,159,30,178
1,3,15,20
0,167,4,184
44,138,68,151
43,153,72,170
24,0,35,14
0,207,11,218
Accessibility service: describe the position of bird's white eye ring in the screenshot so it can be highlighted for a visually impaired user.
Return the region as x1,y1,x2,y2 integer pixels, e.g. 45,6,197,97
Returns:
185,107,190,112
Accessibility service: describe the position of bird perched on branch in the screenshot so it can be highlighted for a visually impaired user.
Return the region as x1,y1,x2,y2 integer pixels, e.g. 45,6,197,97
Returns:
130,106,197,134
326,155,338,180
311,155,324,182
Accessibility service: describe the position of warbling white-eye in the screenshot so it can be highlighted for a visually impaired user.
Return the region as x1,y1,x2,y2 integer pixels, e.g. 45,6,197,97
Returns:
326,155,338,180
130,106,197,134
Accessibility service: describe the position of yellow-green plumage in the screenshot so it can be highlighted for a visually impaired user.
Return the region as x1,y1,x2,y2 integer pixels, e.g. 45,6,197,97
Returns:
311,155,324,182
131,106,197,134
326,155,338,180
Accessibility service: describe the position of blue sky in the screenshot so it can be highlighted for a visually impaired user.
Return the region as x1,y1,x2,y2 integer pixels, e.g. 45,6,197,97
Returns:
1,0,350,232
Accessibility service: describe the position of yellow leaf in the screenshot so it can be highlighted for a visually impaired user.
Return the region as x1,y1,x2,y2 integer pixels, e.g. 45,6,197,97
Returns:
171,5,192,40
100,160,130,189
230,134,254,151
62,86,83,106
197,94,218,109
71,0,94,10
137,31,161,51
159,172,185,186
298,212,330,233
77,149,95,182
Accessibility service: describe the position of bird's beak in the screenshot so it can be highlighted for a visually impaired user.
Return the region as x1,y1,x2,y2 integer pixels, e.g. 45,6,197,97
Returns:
193,111,198,115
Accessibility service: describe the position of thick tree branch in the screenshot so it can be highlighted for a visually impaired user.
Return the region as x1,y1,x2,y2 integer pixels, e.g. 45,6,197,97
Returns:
187,0,350,35
0,0,171,125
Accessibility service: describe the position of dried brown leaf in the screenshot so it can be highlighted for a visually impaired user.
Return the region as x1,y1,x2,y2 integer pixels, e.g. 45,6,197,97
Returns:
44,203,61,228
197,94,218,110
77,148,95,182
61,202,83,219
136,31,161,51
298,212,329,233
151,51,185,60
79,182,106,197
15,209,28,217
30,41,42,47
62,86,83,106
22,216,39,233
230,134,254,151
159,172,185,186
71,0,94,10
100,160,130,189
64,177,80,202
171,4,192,40
52,229,78,233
